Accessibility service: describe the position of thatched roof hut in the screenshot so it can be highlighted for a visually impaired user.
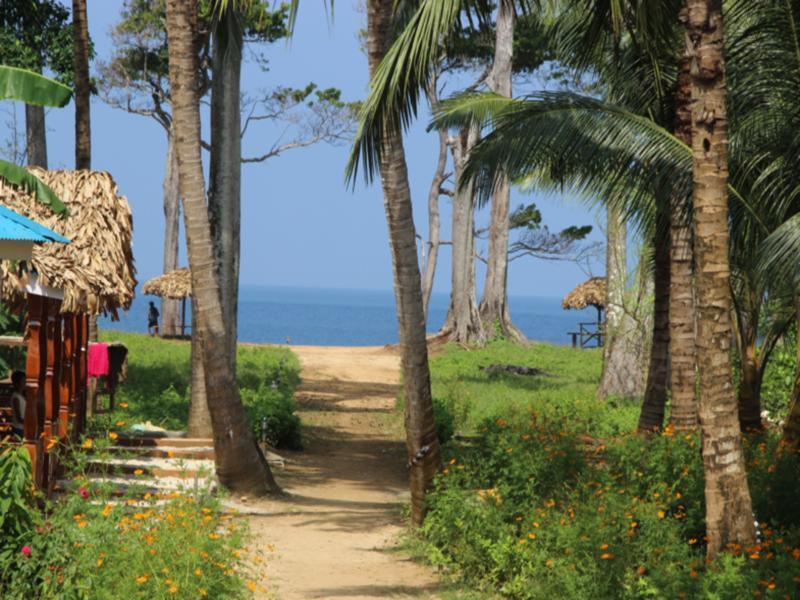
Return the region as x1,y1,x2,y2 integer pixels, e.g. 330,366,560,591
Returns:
142,268,191,299
0,168,136,316
562,277,606,310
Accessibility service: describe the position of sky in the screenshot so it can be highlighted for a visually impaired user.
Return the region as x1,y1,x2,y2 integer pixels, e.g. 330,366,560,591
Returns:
5,1,607,299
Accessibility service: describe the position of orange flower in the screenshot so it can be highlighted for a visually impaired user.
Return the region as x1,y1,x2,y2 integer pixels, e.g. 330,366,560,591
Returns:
115,421,125,427
528,533,537,540
600,553,614,560
45,437,58,451
108,432,118,441
81,438,93,449
247,581,258,592
136,575,149,584
134,469,144,476
96,559,103,567
657,511,666,519
118,402,129,408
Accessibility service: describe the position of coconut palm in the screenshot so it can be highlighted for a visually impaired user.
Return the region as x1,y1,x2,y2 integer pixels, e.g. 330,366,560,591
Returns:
72,0,90,170
164,0,278,494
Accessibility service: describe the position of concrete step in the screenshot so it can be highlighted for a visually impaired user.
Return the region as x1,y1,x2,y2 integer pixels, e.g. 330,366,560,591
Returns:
106,445,216,461
57,473,217,497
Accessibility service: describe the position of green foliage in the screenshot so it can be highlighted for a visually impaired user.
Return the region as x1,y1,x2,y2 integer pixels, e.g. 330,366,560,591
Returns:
96,332,302,449
0,447,38,567
413,342,800,599
0,441,262,598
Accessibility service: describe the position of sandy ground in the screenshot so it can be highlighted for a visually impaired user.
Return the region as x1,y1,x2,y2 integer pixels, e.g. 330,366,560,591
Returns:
246,345,442,600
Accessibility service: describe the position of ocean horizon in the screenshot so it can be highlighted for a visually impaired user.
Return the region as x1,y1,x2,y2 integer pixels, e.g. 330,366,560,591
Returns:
100,284,599,346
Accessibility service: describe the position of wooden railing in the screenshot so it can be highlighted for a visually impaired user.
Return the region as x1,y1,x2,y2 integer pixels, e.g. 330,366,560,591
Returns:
19,294,88,493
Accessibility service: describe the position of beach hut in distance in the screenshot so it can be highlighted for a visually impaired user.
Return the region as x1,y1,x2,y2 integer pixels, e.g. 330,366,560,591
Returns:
0,168,136,491
562,276,606,349
142,268,191,337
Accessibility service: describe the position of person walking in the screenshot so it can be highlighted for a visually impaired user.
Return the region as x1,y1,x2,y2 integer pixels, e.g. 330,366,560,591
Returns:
148,301,160,336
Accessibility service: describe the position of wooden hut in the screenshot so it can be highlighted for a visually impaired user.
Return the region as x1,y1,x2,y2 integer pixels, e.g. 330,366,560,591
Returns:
562,277,606,348
142,268,191,336
0,168,136,491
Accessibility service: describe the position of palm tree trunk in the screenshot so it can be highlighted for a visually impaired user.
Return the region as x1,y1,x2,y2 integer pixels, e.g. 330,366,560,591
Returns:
25,103,47,168
73,0,97,343
165,0,277,494
686,0,755,558
367,0,441,526
188,305,212,437
208,8,242,375
162,127,181,337
638,212,670,431
73,0,91,171
669,41,698,431
480,0,524,341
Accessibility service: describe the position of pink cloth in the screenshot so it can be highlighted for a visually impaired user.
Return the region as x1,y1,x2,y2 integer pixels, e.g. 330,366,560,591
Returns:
88,342,109,377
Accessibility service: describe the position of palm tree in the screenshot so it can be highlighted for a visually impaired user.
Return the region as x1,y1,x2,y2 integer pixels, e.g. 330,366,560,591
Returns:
72,0,90,171
164,0,278,495
684,0,755,557
360,0,442,525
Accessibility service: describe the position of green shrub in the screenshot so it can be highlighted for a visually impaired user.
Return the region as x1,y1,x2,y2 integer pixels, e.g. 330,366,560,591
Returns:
0,447,38,566
241,384,302,449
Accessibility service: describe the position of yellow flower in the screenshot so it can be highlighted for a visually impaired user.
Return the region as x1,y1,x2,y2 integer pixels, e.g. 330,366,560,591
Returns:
247,581,258,592
528,533,537,540
134,469,144,476
209,533,220,540
108,432,118,441
657,511,666,519
102,504,113,518
168,585,178,594
81,438,93,449
198,589,208,598
136,575,149,584
96,559,103,567
195,568,202,577
118,402,129,408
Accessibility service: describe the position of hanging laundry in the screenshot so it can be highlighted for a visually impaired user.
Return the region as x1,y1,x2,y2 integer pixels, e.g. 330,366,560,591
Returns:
88,342,110,378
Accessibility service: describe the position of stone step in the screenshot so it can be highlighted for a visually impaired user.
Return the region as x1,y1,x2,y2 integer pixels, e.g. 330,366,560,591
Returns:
106,445,216,461
115,435,214,449
87,456,215,479
56,473,218,497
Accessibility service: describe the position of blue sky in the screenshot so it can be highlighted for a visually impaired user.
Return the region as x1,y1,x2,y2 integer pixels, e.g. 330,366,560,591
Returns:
7,1,606,298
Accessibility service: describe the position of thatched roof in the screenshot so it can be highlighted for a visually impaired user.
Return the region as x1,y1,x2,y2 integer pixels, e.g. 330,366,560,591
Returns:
0,168,136,316
562,277,606,310
142,268,191,299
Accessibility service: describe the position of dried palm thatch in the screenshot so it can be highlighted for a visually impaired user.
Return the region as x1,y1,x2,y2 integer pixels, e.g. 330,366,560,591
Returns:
142,268,191,300
0,168,136,316
562,277,606,310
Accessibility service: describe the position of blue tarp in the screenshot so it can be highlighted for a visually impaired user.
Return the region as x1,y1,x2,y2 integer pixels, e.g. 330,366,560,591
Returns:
0,204,69,244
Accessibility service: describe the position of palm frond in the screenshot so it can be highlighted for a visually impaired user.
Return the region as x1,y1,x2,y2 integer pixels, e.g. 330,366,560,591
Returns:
0,161,67,214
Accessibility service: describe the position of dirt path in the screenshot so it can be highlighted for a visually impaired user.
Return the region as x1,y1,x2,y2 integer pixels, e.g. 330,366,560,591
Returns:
246,345,442,600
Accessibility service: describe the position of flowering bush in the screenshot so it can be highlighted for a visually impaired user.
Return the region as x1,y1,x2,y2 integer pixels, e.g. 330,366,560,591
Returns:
0,445,266,599
414,342,800,599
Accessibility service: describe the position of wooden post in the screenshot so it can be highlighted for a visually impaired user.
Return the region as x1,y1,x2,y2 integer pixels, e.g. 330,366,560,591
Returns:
24,295,45,488
181,297,187,337
60,315,73,440
72,313,87,439
43,300,58,442
78,314,89,430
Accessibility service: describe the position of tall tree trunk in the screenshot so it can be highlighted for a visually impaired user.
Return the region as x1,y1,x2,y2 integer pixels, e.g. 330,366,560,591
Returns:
25,103,47,168
480,0,523,341
367,0,441,525
420,79,447,320
73,0,97,342
162,127,181,337
165,0,277,494
686,0,755,558
638,213,670,431
669,39,698,431
73,0,91,171
598,207,641,397
440,128,485,343
208,8,242,375
782,297,800,450
737,335,763,431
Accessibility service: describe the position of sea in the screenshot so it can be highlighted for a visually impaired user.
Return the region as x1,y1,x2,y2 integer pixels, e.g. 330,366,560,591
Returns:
100,285,599,346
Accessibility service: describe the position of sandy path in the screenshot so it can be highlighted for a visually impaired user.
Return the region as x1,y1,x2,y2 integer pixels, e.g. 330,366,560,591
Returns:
247,345,442,600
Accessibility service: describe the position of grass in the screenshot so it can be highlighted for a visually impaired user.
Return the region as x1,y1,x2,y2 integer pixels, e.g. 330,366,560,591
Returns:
95,331,302,448
410,340,800,599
